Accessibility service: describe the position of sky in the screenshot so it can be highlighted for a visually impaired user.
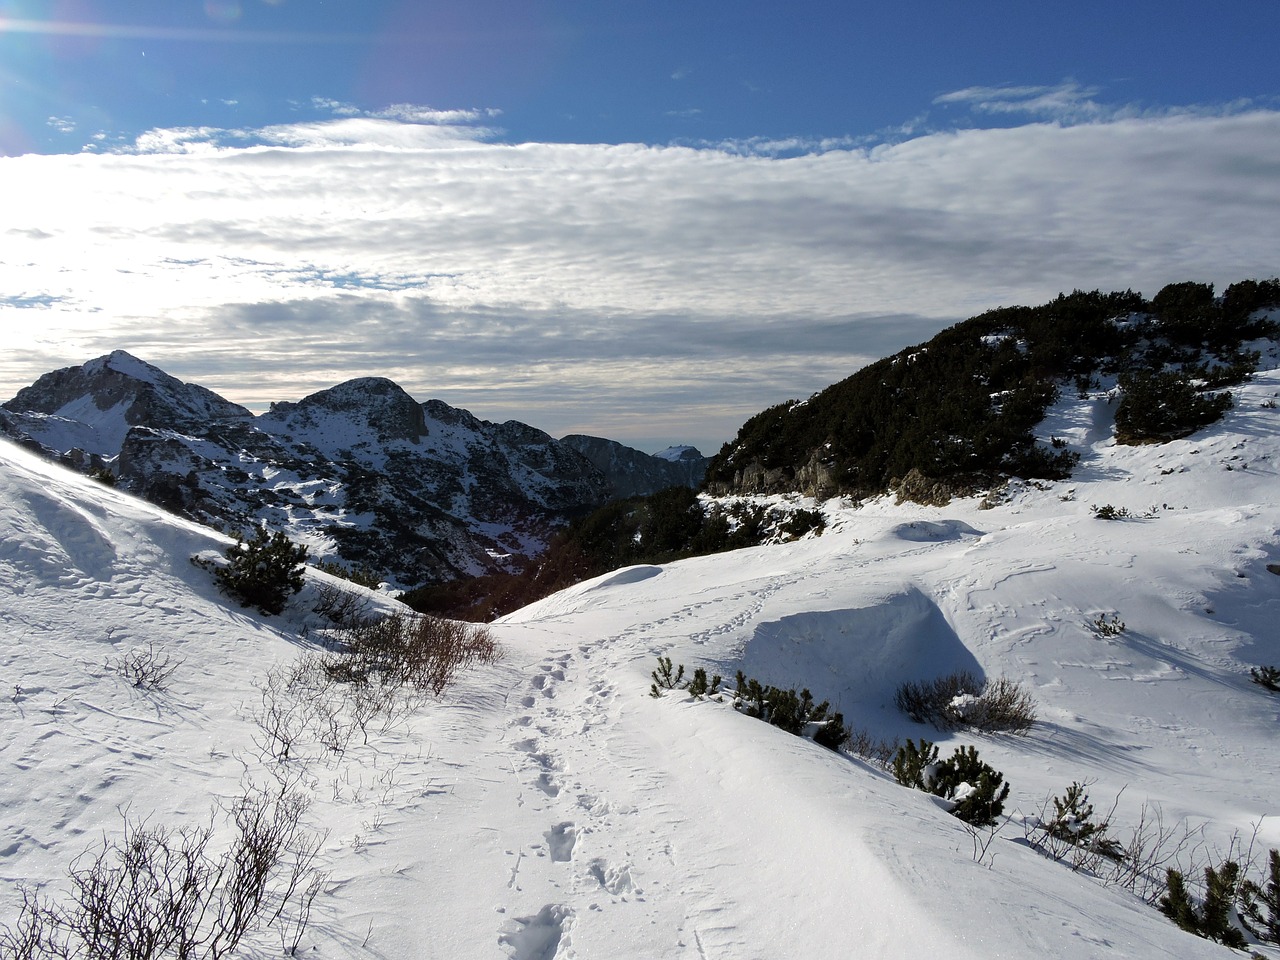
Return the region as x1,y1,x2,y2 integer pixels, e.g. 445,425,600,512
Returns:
1,1,1279,454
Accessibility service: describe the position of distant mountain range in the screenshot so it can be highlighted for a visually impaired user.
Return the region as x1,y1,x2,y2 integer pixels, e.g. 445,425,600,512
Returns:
0,351,709,587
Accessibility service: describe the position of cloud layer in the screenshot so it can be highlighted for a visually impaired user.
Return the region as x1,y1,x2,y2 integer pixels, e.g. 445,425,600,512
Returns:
2,107,1278,453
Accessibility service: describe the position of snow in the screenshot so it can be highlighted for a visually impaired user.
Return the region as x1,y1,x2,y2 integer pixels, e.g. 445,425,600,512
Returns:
99,349,168,386
651,445,701,462
46,397,135,454
3,352,1280,957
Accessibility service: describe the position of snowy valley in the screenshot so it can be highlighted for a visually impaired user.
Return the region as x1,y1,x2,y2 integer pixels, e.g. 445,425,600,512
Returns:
2,341,1279,957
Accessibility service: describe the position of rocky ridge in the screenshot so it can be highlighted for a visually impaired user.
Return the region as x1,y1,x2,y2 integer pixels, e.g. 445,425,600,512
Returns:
1,353,699,587
560,435,709,499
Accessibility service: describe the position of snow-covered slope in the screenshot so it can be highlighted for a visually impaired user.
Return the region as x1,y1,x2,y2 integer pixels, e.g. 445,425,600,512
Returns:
2,349,1279,957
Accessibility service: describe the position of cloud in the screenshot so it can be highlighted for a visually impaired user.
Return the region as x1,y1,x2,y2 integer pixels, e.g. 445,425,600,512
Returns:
934,81,1107,122
372,104,501,124
46,116,77,134
1,106,1278,452
932,81,1272,128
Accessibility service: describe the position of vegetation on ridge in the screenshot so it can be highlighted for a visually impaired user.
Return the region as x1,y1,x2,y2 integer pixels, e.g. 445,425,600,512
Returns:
706,279,1280,499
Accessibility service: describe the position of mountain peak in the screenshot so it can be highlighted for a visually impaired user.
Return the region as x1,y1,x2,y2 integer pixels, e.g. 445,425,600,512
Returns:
92,350,167,385
2,352,252,457
263,376,428,446
561,435,710,499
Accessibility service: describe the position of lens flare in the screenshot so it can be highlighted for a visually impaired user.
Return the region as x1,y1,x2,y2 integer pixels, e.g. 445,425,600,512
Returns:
203,1,242,25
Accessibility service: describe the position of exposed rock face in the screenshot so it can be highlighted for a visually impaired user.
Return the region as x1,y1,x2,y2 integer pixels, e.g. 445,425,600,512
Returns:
2,353,615,587
560,435,709,499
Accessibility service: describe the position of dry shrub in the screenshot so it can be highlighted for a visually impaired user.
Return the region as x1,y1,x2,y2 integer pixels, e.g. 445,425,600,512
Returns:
958,676,1038,735
0,784,325,960
250,612,501,768
106,642,183,692
895,671,1037,734
894,671,982,725
311,582,372,631
333,612,500,696
846,728,900,769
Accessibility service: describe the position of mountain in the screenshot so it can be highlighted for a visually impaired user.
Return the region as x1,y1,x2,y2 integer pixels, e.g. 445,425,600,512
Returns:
1,349,252,468
2,354,692,587
2,335,1277,957
707,279,1280,500
560,435,710,498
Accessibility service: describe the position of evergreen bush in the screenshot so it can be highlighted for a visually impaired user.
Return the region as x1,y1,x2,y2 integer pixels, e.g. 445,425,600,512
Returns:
1115,369,1233,445
891,739,939,790
1090,613,1126,637
730,672,849,748
1240,849,1280,944
1159,862,1246,948
205,527,307,616
684,667,722,700
930,745,1011,826
891,741,1010,826
649,656,684,697
1251,666,1280,693
1031,781,1126,868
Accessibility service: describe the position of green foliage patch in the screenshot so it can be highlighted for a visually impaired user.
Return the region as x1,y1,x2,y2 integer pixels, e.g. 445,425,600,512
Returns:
707,279,1280,499
1251,665,1280,692
199,526,307,616
890,739,1010,826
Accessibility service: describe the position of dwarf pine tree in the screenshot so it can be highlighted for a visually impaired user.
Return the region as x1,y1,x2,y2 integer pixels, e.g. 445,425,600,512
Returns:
1241,849,1280,944
213,527,307,616
1159,862,1246,948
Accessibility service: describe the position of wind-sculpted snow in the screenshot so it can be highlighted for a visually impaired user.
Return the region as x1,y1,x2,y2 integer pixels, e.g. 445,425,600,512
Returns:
888,519,984,542
741,588,984,731
2,344,1279,958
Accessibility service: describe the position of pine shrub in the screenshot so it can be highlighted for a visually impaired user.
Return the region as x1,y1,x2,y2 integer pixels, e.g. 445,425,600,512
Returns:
891,739,939,790
649,656,684,697
206,527,307,616
1159,862,1246,948
931,745,1011,826
684,667,722,700
892,741,1010,826
729,672,849,748
1115,369,1234,445
1240,849,1280,944
1034,778,1126,870
1251,666,1280,693
646,666,852,750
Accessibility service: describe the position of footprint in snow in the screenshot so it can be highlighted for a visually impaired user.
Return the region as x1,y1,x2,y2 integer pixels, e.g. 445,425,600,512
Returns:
499,903,575,960
544,822,576,862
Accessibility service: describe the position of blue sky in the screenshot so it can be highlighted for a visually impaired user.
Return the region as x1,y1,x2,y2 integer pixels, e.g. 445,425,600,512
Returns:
2,1,1279,453
6,0,1279,153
